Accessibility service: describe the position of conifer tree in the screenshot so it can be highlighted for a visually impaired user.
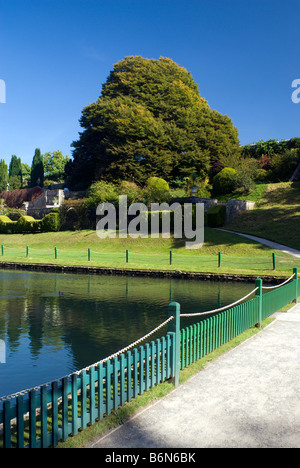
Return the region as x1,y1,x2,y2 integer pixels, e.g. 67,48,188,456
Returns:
0,159,8,192
30,148,44,187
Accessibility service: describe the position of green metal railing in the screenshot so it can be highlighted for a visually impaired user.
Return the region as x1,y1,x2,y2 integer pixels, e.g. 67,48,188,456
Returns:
0,268,298,448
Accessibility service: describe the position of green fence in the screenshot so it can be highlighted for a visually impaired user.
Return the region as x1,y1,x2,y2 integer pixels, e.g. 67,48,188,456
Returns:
0,269,299,448
1,244,300,272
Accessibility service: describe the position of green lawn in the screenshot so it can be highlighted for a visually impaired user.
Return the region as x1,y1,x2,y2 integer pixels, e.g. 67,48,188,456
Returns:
1,182,299,277
0,227,299,277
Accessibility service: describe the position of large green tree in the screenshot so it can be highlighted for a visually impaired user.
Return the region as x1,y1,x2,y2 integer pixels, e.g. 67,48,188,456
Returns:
68,56,240,188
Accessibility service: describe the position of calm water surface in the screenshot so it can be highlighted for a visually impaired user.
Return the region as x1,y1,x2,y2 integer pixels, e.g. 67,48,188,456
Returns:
0,269,254,398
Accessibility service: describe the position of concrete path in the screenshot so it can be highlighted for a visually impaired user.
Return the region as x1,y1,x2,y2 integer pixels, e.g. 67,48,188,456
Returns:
216,229,300,258
86,304,300,449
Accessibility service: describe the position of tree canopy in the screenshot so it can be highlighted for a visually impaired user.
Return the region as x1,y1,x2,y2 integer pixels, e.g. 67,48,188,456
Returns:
68,56,240,188
43,150,69,182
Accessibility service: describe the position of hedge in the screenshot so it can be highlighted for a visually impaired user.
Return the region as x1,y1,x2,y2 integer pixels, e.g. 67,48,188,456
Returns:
206,205,226,227
0,212,59,233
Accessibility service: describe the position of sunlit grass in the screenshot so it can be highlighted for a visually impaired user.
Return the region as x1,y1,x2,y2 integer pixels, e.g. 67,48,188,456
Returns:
0,228,299,277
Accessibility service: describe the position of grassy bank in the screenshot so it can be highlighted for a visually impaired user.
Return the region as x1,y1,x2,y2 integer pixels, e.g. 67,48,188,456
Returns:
0,227,299,277
226,181,300,250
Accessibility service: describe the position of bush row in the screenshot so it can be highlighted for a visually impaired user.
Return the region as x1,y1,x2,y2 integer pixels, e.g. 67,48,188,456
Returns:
0,203,226,235
96,204,226,232
0,213,59,233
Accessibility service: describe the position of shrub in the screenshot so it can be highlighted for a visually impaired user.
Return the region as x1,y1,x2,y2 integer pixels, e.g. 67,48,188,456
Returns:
0,215,16,233
212,168,238,195
206,205,226,227
0,213,59,233
41,212,60,232
268,150,300,181
254,168,268,182
144,177,171,204
59,199,93,230
118,180,143,204
86,181,119,206
16,215,41,233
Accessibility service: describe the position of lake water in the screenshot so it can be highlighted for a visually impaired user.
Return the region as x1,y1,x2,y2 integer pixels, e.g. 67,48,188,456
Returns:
0,269,254,398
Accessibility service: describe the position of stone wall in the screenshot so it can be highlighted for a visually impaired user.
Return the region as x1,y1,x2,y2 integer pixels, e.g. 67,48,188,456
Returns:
225,199,255,222
27,189,65,217
172,197,218,211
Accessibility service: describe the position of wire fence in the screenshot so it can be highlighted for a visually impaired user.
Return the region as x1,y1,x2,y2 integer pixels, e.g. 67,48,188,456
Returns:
1,244,300,272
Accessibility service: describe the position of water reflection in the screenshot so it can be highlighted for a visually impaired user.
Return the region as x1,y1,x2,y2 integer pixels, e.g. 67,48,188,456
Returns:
0,269,254,398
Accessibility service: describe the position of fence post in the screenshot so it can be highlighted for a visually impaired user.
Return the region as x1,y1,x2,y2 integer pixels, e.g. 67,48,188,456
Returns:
26,246,29,258
1,244,3,256
255,278,263,328
293,267,298,303
170,250,172,265
218,251,221,268
54,247,57,259
272,253,276,270
126,249,129,263
167,302,180,387
88,248,91,261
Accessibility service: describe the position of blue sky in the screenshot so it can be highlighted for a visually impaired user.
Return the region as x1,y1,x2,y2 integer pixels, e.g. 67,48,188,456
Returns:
0,0,300,167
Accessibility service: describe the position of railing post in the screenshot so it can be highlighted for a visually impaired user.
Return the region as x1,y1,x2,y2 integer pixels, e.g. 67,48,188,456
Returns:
255,278,263,328
170,250,172,265
218,251,221,268
293,267,298,303
272,253,276,270
126,249,129,263
168,302,180,387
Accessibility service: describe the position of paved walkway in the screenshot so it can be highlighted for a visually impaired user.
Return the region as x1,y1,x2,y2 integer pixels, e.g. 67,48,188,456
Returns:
216,229,300,258
86,304,300,449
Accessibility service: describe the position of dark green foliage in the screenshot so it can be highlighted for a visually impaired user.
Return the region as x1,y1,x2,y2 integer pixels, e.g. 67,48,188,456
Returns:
0,159,8,192
30,148,44,187
59,200,93,231
206,205,226,227
8,154,22,184
241,137,300,183
267,150,300,181
69,56,240,188
41,212,60,232
241,137,300,158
